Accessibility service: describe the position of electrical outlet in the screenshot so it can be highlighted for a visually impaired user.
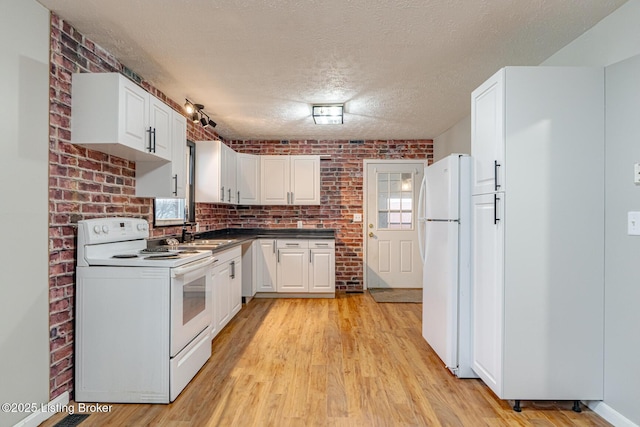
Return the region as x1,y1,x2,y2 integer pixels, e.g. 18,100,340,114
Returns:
628,212,640,235
353,213,362,222
297,220,303,228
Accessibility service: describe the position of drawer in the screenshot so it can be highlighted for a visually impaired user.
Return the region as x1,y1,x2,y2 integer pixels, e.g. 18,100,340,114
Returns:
277,239,309,249
309,239,335,249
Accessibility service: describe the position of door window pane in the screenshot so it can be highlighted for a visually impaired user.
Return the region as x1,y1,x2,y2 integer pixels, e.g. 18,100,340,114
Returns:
377,171,414,230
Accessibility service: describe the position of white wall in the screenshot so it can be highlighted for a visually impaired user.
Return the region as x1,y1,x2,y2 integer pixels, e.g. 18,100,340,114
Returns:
541,1,640,425
541,0,640,67
601,53,640,427
432,114,470,163
0,1,51,426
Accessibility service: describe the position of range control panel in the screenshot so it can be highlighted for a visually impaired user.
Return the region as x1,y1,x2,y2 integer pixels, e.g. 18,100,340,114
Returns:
78,217,149,245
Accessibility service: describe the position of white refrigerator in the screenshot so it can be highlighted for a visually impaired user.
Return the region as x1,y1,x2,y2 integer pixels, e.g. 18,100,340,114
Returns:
418,154,476,378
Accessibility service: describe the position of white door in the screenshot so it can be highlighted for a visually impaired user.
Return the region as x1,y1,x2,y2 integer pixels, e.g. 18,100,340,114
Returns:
365,161,424,289
471,192,504,396
471,68,505,196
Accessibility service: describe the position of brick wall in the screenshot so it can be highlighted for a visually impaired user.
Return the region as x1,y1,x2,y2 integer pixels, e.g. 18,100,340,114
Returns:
47,14,222,399
47,14,432,400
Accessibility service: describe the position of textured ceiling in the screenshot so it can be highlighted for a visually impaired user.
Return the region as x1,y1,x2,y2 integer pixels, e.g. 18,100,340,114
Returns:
38,0,627,141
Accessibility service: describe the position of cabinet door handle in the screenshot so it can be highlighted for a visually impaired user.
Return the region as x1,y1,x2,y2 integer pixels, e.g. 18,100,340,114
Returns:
228,188,231,202
146,127,153,152
230,260,235,279
285,243,299,247
494,194,501,225
309,249,312,263
277,249,280,263
221,186,225,200
152,128,156,153
315,243,329,247
290,192,294,204
173,174,178,196
272,240,276,254
237,191,240,203
494,160,501,191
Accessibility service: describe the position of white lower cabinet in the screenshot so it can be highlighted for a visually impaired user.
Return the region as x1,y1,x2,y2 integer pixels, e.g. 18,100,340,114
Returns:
309,240,335,293
210,246,242,341
253,238,335,296
255,239,277,292
276,240,309,292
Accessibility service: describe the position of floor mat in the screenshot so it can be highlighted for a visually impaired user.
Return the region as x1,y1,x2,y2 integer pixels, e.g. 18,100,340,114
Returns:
369,288,422,303
54,414,90,427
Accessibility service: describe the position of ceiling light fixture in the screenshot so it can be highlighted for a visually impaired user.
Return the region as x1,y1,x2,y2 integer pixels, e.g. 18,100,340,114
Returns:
312,104,343,125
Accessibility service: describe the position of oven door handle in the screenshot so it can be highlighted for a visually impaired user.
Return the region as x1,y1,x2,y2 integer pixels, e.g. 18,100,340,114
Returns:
171,256,214,277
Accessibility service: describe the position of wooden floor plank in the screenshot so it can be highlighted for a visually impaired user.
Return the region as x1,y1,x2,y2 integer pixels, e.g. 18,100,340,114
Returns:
41,293,611,426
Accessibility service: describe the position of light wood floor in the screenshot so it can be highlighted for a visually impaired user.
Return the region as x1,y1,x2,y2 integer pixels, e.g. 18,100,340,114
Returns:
42,293,610,426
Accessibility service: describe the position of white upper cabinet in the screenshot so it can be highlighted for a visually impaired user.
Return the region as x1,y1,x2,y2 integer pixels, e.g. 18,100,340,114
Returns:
260,156,290,205
148,96,173,160
222,144,237,204
471,68,505,196
197,145,321,206
195,140,237,204
291,156,321,204
261,155,320,205
135,111,187,197
72,72,172,162
237,153,261,205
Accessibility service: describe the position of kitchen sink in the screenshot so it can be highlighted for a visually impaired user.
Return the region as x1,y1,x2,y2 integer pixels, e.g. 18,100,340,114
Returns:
178,239,237,249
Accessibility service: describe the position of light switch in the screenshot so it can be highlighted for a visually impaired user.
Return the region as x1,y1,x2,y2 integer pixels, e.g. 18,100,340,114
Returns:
353,213,362,222
628,212,640,235
635,163,640,184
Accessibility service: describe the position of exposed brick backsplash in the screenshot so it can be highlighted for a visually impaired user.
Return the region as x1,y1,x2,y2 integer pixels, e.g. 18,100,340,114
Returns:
47,13,221,399
47,13,433,400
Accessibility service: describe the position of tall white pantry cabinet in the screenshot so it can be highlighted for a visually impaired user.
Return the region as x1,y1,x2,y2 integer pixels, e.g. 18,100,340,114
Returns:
470,67,604,407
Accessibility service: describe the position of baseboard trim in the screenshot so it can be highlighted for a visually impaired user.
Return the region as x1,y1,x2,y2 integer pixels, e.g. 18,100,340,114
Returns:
13,391,69,427
585,400,639,427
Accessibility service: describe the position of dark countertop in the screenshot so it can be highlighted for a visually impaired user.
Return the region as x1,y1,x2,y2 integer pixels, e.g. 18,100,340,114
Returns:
197,228,335,240
151,228,336,254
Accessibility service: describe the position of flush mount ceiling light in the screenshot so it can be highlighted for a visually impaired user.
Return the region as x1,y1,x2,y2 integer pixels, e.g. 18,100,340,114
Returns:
185,99,216,128
312,104,343,125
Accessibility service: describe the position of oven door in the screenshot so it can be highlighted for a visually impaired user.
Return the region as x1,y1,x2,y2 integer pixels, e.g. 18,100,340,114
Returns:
170,256,213,357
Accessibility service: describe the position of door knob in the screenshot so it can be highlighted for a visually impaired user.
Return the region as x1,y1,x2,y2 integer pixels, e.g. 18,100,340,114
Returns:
369,232,374,238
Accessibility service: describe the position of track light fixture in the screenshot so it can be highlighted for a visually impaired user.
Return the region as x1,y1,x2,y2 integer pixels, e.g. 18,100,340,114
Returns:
184,98,216,128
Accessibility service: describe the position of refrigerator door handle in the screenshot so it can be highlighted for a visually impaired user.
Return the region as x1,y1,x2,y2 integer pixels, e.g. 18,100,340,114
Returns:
418,174,427,263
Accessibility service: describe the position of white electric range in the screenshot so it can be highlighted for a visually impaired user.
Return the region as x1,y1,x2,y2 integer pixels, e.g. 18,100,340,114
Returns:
75,217,214,403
